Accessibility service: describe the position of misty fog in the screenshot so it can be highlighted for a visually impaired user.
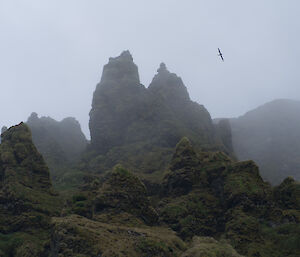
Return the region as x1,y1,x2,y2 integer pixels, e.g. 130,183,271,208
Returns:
1,0,299,137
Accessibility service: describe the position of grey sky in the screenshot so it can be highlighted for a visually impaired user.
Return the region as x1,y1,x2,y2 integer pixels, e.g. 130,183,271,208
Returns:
1,0,299,137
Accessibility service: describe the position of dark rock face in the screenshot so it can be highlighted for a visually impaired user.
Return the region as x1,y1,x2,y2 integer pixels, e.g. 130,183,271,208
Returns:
230,99,300,184
148,62,190,106
88,51,226,174
89,50,146,154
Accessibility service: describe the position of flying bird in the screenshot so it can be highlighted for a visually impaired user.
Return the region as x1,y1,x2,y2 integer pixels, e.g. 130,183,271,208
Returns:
218,48,224,61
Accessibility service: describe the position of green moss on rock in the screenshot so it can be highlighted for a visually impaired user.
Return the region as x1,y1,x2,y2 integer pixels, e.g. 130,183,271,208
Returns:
93,165,158,225
181,236,244,257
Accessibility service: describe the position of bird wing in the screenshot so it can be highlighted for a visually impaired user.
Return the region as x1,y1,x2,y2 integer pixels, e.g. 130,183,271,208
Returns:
218,48,222,55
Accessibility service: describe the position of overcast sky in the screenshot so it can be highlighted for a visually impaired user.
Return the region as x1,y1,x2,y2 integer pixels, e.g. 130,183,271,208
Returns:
1,0,299,137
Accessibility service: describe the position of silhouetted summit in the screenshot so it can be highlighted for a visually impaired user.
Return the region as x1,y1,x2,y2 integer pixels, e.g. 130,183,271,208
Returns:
88,51,230,173
149,62,190,104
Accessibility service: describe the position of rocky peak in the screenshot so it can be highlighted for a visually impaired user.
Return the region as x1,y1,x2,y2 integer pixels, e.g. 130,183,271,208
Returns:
93,165,159,225
26,113,87,165
0,123,60,221
88,52,228,168
0,123,60,255
27,112,39,123
119,50,133,61
163,137,202,196
100,50,140,88
0,123,52,189
157,62,169,74
148,63,190,104
171,137,199,170
89,51,147,153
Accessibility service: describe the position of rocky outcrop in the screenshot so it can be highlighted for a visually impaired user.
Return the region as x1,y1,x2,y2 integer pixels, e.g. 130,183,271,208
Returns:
163,137,202,196
89,50,147,154
26,113,87,188
88,51,229,175
0,123,61,256
27,112,87,163
93,165,158,225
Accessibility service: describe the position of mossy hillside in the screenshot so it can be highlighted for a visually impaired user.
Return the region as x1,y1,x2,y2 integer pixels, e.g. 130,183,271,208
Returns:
160,190,223,239
0,231,51,257
223,161,272,215
51,214,186,257
0,123,62,256
274,177,300,210
181,236,244,257
0,124,299,256
71,136,300,256
93,165,159,225
158,137,300,256
163,137,203,196
0,124,61,219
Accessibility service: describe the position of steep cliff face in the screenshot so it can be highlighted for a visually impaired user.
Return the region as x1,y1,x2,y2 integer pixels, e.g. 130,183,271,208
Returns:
88,51,227,174
89,50,147,154
0,123,61,256
230,99,300,184
148,63,216,149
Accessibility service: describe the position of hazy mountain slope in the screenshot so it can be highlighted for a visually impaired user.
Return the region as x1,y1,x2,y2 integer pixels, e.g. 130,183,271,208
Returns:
230,99,300,184
27,112,87,163
26,112,87,189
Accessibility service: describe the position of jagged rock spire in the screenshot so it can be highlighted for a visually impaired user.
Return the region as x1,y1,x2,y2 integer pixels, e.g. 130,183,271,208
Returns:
89,51,145,153
149,62,190,103
157,62,169,73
